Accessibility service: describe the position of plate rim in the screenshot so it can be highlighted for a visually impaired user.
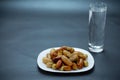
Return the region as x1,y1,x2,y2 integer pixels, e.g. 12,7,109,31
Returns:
37,47,95,73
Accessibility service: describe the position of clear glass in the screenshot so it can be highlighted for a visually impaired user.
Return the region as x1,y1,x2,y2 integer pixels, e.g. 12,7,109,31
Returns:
88,2,107,53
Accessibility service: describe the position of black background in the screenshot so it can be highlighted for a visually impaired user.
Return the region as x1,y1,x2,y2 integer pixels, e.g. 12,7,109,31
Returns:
0,0,120,80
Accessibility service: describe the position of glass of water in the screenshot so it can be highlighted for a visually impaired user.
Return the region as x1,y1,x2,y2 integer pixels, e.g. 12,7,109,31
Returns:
88,2,107,53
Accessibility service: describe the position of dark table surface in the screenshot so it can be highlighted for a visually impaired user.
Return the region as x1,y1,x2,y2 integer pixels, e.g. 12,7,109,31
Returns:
0,0,120,80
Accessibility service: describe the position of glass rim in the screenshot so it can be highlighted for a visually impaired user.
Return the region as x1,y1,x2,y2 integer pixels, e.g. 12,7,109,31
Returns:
90,2,107,9
90,2,107,12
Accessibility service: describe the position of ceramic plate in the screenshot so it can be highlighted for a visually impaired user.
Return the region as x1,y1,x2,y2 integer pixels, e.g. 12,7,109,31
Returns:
37,47,94,73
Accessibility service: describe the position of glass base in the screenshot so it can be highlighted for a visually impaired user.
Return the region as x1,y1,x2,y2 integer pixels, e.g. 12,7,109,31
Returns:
89,47,103,53
88,44,104,53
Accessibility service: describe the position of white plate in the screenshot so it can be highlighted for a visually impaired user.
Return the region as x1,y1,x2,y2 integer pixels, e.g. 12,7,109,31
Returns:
37,47,94,73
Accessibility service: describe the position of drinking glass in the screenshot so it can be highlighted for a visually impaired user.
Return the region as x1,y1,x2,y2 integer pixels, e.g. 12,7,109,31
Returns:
88,2,107,53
